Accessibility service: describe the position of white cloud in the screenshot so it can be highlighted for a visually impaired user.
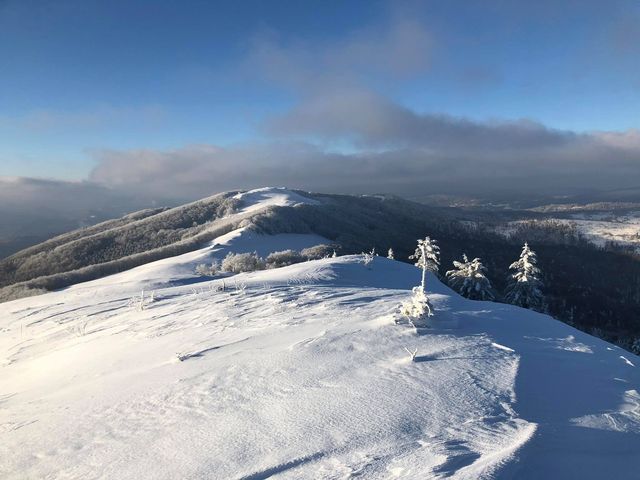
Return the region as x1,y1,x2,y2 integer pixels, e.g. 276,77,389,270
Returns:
0,105,166,133
245,12,433,93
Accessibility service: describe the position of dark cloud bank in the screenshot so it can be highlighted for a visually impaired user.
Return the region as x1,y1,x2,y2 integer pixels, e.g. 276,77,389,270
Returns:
5,96,640,222
85,92,640,201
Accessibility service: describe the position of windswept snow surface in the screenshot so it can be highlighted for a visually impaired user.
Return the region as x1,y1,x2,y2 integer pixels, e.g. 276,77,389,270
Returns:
233,187,320,214
1,252,639,478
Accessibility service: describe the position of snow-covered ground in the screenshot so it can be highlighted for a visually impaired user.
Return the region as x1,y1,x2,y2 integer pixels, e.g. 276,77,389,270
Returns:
1,189,639,478
565,211,640,249
499,211,640,251
233,186,320,214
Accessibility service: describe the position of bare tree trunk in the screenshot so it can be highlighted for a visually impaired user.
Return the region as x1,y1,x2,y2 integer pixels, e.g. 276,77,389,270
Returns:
420,244,427,292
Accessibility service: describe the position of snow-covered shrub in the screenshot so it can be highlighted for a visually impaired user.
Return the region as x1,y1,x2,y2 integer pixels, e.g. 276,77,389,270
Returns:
361,248,376,267
301,244,335,260
265,249,304,269
129,289,155,311
446,254,495,301
400,286,434,326
504,243,545,311
387,248,395,260
195,259,220,276
221,252,265,273
233,280,247,294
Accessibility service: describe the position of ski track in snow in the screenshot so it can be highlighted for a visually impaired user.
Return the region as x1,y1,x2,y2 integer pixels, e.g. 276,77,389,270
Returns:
0,189,639,479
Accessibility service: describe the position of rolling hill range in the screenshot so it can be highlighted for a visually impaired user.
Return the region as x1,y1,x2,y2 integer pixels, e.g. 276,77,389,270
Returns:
1,195,639,478
2,187,640,356
0,187,483,302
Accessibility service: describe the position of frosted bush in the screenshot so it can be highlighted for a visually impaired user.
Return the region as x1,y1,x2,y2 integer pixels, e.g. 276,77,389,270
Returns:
265,249,305,269
301,244,335,260
400,286,434,326
221,252,265,273
361,248,376,267
195,259,220,276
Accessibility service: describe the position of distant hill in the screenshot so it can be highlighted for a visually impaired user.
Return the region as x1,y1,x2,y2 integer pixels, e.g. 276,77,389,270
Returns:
0,188,465,300
2,187,640,356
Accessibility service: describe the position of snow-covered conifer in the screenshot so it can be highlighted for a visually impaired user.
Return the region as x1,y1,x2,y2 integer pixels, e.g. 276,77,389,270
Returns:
399,237,440,325
504,243,545,311
446,254,495,301
409,236,440,292
387,248,395,260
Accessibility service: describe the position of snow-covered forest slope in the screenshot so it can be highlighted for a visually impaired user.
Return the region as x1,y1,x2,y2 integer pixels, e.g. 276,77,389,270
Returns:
1,189,639,478
3,187,640,357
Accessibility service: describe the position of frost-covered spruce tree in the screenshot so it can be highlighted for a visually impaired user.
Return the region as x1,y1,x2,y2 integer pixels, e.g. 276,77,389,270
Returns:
387,248,395,260
446,254,494,301
410,236,440,292
400,237,440,324
504,243,545,311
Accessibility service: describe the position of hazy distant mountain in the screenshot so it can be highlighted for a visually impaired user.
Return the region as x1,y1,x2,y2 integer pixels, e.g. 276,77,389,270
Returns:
0,177,168,260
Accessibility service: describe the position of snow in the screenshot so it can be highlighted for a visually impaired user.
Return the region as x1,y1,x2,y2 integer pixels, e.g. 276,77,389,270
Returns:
58,185,329,293
1,228,640,478
233,187,320,214
498,212,640,251
566,212,640,250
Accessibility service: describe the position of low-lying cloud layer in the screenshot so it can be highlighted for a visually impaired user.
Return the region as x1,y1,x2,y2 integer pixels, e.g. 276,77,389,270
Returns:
86,92,640,200
84,7,640,202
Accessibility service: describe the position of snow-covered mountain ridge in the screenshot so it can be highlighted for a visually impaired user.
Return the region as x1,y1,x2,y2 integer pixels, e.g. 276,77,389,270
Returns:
1,188,639,479
0,187,326,301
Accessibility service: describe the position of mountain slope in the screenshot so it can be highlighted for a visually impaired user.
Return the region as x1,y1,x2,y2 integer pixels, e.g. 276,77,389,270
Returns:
2,186,640,363
1,224,639,479
0,188,462,300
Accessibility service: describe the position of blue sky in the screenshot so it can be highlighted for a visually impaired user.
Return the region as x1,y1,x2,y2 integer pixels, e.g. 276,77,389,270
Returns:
0,0,639,192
